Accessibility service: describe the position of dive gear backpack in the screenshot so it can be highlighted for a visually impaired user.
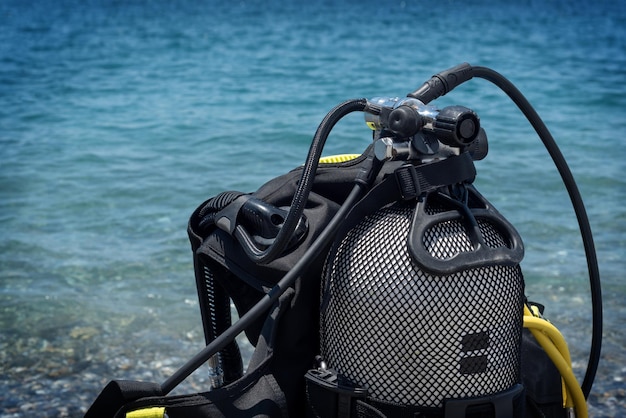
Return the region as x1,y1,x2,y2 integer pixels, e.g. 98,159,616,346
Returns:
86,63,600,418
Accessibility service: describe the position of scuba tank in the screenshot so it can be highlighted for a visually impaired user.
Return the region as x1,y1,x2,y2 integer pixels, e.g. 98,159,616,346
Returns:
319,188,526,413
85,64,601,418
315,96,527,416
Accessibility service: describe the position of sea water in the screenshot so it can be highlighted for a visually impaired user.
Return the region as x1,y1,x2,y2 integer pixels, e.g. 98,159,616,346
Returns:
1,0,625,415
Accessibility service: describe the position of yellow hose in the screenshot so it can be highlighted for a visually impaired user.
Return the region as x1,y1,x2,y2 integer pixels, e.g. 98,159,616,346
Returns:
523,305,587,418
524,316,572,366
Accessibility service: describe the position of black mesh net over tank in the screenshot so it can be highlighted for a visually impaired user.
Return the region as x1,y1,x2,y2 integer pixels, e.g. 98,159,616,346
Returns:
320,200,524,408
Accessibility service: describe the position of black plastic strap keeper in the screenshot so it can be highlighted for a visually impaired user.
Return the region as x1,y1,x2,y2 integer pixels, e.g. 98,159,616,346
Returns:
305,368,368,418
443,383,525,418
394,152,476,201
395,164,421,200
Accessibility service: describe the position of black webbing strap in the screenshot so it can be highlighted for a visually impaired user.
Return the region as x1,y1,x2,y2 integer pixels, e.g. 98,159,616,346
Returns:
351,383,524,418
351,152,476,227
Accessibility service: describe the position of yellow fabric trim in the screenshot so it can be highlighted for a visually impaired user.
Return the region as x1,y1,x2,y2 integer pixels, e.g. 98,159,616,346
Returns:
126,407,166,418
319,154,360,164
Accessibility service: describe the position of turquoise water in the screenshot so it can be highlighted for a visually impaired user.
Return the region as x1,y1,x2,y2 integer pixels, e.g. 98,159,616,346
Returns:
1,0,625,415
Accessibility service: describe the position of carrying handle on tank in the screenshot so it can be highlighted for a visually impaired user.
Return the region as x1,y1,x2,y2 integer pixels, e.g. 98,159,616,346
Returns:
408,187,524,275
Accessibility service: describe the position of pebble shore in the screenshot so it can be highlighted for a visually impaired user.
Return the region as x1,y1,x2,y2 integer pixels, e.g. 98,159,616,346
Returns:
0,323,215,417
1,322,624,417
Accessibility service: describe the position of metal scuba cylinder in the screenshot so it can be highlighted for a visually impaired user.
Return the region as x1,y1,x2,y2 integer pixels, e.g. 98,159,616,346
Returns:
318,101,527,416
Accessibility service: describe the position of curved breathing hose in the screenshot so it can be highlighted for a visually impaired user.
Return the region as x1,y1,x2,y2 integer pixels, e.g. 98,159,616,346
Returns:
240,98,368,265
411,63,601,398
470,66,602,398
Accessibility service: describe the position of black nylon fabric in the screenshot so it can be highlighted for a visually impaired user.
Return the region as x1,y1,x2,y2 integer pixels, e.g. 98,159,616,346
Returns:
187,156,381,417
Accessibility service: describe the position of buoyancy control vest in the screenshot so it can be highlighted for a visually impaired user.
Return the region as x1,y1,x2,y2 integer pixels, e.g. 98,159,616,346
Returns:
85,64,601,418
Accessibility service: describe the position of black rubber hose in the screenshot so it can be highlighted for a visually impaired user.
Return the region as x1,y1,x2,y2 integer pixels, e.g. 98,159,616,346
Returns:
198,191,246,234
471,66,602,398
242,98,368,264
161,181,368,394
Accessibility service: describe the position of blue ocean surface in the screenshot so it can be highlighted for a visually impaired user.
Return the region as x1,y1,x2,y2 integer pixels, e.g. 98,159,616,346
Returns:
1,0,625,416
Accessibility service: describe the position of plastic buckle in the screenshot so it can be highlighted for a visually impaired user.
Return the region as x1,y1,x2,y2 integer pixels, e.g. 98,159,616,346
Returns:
305,367,368,418
443,383,525,418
